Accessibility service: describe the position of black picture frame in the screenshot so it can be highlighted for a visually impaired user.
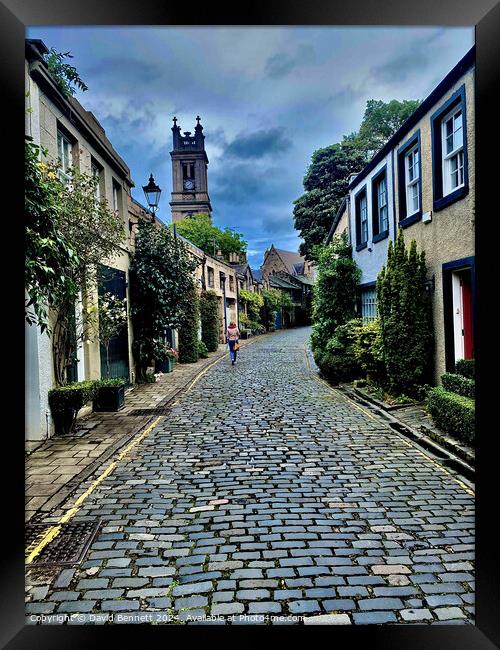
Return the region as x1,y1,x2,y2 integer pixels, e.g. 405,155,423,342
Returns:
3,0,499,647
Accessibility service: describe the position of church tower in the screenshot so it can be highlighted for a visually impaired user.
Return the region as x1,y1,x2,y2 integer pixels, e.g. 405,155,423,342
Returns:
169,116,212,223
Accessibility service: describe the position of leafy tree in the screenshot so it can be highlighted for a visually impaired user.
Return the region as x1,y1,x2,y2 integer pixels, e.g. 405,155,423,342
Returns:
178,285,201,363
93,292,128,379
199,290,220,352
294,98,421,260
310,232,361,355
172,213,246,261
239,288,264,324
130,221,199,378
293,137,365,261
260,289,281,330
376,230,433,395
50,167,125,385
44,48,88,97
357,99,421,160
25,138,78,333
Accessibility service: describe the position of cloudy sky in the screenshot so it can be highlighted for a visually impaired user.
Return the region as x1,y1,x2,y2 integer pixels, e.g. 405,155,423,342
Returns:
27,26,473,268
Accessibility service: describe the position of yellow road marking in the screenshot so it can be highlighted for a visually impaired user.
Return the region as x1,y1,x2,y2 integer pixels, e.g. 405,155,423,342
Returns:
26,342,246,565
303,340,474,497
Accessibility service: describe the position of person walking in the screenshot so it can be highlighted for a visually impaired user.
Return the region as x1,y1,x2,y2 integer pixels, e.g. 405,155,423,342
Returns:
226,321,240,366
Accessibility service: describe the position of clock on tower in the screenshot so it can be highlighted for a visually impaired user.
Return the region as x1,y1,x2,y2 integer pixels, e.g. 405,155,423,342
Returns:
169,116,212,223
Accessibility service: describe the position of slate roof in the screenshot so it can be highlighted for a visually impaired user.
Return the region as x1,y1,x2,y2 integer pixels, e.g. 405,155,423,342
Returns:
252,269,263,282
269,275,299,290
274,248,307,275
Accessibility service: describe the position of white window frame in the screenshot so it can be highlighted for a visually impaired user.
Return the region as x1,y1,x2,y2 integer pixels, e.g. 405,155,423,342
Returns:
376,175,388,233
361,288,377,322
441,106,464,197
359,193,368,244
405,145,420,216
57,131,72,185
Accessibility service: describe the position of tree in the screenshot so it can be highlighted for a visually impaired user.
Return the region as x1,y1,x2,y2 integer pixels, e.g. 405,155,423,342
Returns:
294,98,421,260
172,213,247,261
50,167,125,385
25,138,78,333
376,229,434,395
260,289,281,331
44,48,88,97
130,221,199,378
357,99,421,160
310,231,361,354
199,290,220,352
293,137,365,261
92,292,128,379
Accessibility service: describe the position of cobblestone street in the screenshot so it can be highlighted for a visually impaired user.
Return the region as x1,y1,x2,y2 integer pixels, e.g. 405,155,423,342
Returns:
26,327,475,625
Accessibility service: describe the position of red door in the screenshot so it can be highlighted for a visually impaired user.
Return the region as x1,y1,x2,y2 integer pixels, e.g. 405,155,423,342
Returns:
460,271,473,359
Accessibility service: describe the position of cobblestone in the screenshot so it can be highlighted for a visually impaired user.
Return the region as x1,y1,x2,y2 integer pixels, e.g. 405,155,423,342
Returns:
26,328,474,626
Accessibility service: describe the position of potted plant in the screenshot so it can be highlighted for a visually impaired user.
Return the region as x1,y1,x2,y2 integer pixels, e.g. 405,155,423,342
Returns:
155,345,178,373
48,380,99,435
93,377,126,412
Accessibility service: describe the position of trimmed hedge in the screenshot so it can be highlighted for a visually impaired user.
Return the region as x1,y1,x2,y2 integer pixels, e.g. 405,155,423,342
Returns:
313,319,361,384
48,380,100,435
441,372,475,399
178,288,200,363
197,340,209,358
455,358,474,379
199,290,220,352
427,386,474,444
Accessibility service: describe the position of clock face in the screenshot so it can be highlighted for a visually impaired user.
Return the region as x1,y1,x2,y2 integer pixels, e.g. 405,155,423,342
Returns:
184,178,195,190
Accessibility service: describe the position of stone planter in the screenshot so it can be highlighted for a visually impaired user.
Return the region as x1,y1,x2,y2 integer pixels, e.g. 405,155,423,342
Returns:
93,385,125,412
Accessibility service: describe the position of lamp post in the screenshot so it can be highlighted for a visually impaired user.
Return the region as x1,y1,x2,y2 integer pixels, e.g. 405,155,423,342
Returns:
142,173,161,220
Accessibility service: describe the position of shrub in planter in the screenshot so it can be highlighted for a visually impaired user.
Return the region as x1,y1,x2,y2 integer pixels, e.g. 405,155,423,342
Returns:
155,346,177,373
455,358,474,380
313,319,362,384
441,372,475,399
93,378,126,412
197,340,209,359
48,380,99,435
427,386,475,444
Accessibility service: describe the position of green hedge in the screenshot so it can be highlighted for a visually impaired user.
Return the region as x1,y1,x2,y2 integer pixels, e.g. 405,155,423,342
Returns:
455,358,474,379
48,380,100,435
178,288,200,363
313,319,361,384
427,386,474,443
441,372,475,399
199,290,220,352
197,340,209,358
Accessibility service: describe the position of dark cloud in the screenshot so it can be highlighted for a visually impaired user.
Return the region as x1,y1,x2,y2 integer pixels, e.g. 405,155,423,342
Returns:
265,44,316,79
371,51,430,84
224,127,292,160
85,58,163,85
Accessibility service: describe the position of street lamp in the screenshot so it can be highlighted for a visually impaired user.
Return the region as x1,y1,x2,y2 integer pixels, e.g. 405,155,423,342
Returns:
142,173,161,217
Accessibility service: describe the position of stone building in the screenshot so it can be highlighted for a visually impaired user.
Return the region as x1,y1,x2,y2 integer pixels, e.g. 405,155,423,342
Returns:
25,38,139,444
169,116,212,223
340,46,475,382
178,237,238,341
